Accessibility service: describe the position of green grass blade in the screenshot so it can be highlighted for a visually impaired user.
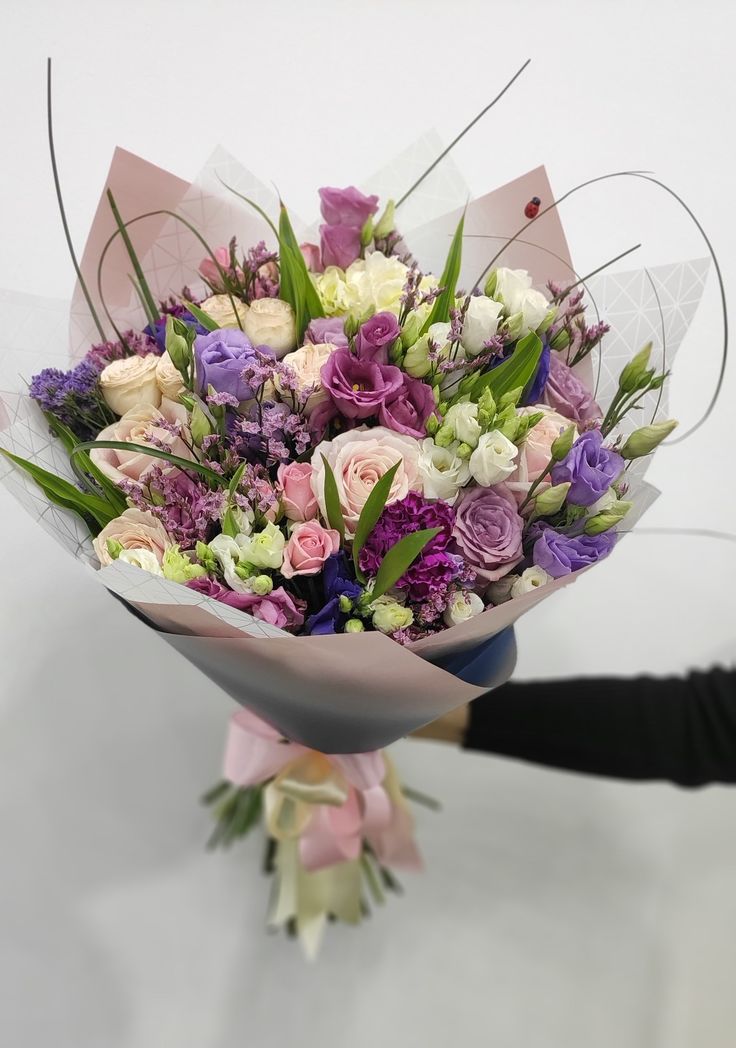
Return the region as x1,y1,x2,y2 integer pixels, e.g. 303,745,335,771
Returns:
321,455,345,541
215,175,280,239
107,189,160,324
421,211,465,334
473,331,543,400
352,461,399,582
0,447,116,529
371,527,442,601
72,441,225,486
181,299,220,332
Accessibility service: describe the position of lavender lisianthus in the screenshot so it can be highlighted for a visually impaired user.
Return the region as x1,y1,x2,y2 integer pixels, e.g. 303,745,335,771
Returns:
452,485,524,582
318,186,379,228
194,329,272,401
320,224,363,270
359,492,458,602
305,553,363,635
551,429,624,506
306,315,349,350
355,311,400,363
544,351,602,424
533,525,618,577
379,373,437,439
320,347,403,420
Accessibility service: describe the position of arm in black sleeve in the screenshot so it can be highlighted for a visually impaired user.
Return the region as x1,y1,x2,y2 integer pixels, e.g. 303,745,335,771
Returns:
463,667,736,787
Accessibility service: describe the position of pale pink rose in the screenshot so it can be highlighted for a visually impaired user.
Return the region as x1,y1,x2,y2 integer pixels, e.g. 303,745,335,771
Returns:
92,508,172,566
277,462,319,521
506,405,577,509
311,426,421,536
281,520,340,578
90,398,194,487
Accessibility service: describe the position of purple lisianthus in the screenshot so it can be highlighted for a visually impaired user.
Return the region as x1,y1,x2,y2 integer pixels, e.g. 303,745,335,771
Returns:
194,329,272,402
187,576,231,600
355,311,401,363
320,347,403,420
320,224,363,270
452,485,524,582
551,429,624,507
533,525,618,577
306,315,349,350
187,576,305,629
318,186,379,228
523,342,551,405
544,351,603,424
379,373,437,439
359,492,458,602
305,553,363,635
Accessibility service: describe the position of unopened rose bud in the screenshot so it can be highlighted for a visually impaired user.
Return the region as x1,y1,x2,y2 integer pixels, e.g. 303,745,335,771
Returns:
620,419,678,459
584,500,632,534
344,618,365,633
551,424,576,461
618,342,653,394
533,482,571,517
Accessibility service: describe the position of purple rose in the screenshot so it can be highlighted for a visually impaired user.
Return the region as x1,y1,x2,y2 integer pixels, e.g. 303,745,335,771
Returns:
356,311,401,363
320,224,363,270
551,429,624,507
194,329,271,401
320,347,403,420
306,315,349,350
452,485,524,582
533,526,618,577
544,351,603,424
379,373,437,438
318,186,379,228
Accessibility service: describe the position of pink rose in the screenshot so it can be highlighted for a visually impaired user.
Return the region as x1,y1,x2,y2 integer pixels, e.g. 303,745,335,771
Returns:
281,520,341,578
310,427,422,537
277,462,319,522
90,398,194,487
506,405,577,508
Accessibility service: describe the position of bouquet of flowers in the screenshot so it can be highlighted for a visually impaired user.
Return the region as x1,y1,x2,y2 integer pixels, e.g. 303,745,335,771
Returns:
0,63,715,955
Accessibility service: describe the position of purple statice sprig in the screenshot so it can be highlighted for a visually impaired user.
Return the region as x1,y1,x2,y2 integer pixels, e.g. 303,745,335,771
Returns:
85,329,158,369
29,358,116,441
120,468,225,548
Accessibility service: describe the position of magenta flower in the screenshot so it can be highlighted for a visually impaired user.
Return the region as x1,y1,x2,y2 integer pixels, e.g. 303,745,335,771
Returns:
379,373,437,438
320,347,403,420
318,186,378,227
356,311,400,363
320,224,363,270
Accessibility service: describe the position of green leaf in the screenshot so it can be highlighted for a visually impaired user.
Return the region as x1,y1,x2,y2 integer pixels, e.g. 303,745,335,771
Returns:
321,455,345,541
421,211,465,334
278,203,324,339
107,189,159,325
352,461,399,583
474,331,543,401
215,175,280,240
371,527,442,601
222,461,247,537
0,447,117,531
72,441,225,486
181,298,220,332
44,415,127,514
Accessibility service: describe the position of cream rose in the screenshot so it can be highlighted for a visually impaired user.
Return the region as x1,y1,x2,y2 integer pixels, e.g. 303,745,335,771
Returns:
311,426,421,536
243,298,296,357
199,293,249,329
506,405,577,507
443,590,484,627
276,342,336,415
90,398,194,487
156,351,186,400
93,508,172,567
99,354,161,416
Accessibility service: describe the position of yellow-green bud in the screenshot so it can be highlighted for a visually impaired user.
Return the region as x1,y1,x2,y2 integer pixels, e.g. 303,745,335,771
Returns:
374,199,396,240
533,482,571,517
196,541,218,574
484,270,499,298
434,423,455,448
371,600,413,634
620,419,678,459
402,333,432,377
190,401,213,447
455,441,473,460
165,314,192,374
425,413,440,437
162,544,207,583
234,561,255,580
400,312,422,349
503,312,525,341
551,424,576,461
250,574,273,596
339,594,354,614
344,618,365,633
619,343,653,393
360,216,374,247
584,500,632,535
537,305,558,335
106,538,123,560
343,313,361,339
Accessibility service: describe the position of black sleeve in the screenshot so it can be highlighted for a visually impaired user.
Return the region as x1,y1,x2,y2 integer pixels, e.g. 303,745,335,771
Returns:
463,667,736,787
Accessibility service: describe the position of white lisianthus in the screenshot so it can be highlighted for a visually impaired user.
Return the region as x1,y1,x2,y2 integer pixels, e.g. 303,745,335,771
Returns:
510,566,552,598
461,296,504,356
444,401,482,448
236,521,285,570
371,595,414,634
469,430,519,487
493,267,551,336
227,506,255,536
207,533,246,592
117,548,164,576
443,590,485,627
417,438,470,502
403,322,452,378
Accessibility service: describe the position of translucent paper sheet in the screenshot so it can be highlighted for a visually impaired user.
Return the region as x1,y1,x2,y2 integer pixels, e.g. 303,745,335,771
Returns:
0,144,709,750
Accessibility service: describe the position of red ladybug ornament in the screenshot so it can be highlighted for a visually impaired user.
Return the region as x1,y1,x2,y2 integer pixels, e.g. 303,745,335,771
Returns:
524,196,541,219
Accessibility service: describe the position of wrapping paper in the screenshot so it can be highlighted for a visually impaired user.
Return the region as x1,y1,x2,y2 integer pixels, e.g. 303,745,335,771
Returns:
0,140,709,751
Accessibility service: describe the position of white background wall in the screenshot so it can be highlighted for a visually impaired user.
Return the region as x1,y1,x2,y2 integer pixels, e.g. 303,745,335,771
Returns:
0,2,734,1046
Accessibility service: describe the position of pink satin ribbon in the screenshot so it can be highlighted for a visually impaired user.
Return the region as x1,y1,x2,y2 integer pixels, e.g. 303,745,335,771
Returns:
223,708,422,873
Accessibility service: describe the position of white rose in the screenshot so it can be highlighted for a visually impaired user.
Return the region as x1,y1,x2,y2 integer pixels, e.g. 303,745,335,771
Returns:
277,342,336,415
461,296,504,356
510,566,552,598
311,426,421,536
443,590,485,627
243,298,296,357
444,401,481,448
155,351,186,400
417,438,470,502
99,354,161,416
117,548,164,576
90,398,193,487
469,430,518,487
199,294,249,329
